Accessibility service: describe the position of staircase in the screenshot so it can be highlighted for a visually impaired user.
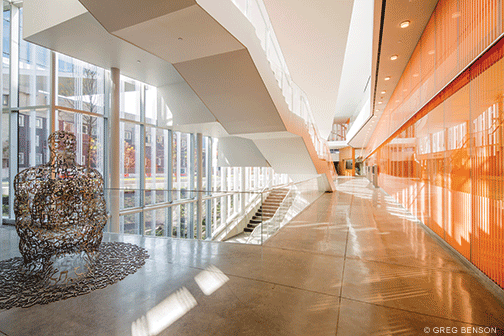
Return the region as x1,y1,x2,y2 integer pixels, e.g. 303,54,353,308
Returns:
244,188,289,233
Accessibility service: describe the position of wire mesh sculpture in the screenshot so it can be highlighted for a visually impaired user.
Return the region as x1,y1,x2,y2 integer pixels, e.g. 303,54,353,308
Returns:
0,130,149,309
14,131,107,278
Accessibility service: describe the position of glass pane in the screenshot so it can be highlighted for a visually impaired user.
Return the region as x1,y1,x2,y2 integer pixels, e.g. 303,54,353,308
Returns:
145,127,168,206
121,213,140,235
172,204,180,238
201,200,207,239
18,109,50,170
182,133,191,199
57,54,105,114
2,5,10,108
19,9,50,107
56,110,105,173
120,75,141,121
175,132,190,200
172,131,179,202
120,122,141,209
214,197,222,232
2,111,8,216
144,209,165,236
180,203,188,238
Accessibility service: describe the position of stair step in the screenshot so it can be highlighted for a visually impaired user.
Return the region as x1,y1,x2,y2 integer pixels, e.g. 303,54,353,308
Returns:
244,228,254,232
257,211,275,215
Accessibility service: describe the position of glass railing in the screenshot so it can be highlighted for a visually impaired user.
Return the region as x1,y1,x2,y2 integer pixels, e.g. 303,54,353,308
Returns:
102,175,325,244
104,188,265,240
231,0,332,163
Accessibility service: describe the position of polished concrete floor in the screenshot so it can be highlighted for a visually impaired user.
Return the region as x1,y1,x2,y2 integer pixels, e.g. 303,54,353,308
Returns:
0,177,503,335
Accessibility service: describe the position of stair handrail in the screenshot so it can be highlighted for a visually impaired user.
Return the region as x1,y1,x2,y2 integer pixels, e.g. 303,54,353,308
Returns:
245,174,325,243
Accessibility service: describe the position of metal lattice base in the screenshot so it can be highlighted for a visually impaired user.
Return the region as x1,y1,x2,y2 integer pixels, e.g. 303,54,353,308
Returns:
0,242,149,309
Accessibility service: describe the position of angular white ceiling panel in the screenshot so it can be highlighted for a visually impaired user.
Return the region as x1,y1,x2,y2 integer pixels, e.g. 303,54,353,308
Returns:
78,0,196,32
24,1,184,88
217,137,270,167
174,49,286,135
253,137,317,175
112,5,245,64
158,81,216,126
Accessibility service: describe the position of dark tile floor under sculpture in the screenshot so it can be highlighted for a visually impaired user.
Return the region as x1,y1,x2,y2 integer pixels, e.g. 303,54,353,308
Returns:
0,177,503,335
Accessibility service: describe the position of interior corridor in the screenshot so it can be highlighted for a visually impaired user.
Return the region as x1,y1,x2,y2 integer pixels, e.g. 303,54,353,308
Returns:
0,177,503,335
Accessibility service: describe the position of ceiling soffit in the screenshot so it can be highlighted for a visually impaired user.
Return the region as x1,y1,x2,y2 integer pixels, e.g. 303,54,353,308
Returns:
350,0,439,152
78,0,196,32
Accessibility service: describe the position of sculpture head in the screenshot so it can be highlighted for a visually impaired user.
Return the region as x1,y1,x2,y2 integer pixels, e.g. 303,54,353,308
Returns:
48,131,77,163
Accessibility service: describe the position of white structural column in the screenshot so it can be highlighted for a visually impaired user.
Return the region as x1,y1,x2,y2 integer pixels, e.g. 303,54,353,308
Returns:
109,67,121,232
196,133,203,239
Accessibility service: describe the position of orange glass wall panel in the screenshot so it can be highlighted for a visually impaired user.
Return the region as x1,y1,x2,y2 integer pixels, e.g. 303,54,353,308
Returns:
443,85,472,259
366,0,504,289
435,0,459,89
369,46,504,289
469,55,504,287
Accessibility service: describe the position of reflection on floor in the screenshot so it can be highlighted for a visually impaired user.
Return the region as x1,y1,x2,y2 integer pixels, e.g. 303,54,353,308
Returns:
0,177,503,335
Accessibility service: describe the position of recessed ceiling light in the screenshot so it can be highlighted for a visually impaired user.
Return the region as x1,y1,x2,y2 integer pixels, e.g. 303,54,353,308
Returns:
375,109,380,112
178,37,183,41
384,76,391,81
400,20,411,28
403,89,408,92
427,50,435,55
381,90,386,94
390,55,399,61
413,73,419,77
452,12,461,19
378,102,383,105
396,100,400,103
